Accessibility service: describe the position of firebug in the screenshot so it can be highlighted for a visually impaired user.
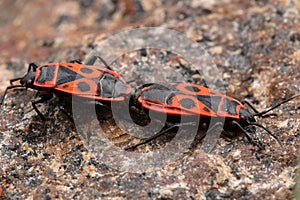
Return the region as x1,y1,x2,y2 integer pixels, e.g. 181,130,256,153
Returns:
0,56,132,120
127,82,299,150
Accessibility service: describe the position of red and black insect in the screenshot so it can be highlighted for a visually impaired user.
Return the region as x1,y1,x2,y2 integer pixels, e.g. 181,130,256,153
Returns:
0,56,132,120
127,82,299,149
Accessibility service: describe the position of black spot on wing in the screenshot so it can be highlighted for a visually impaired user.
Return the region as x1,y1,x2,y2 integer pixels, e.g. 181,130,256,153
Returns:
166,93,176,105
185,85,201,93
178,98,196,109
37,65,56,83
203,107,210,112
220,97,239,115
77,82,90,92
56,66,83,86
196,95,221,113
80,67,93,74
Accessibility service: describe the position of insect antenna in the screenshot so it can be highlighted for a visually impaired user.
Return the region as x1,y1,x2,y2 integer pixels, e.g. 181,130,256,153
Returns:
0,85,25,105
253,94,300,117
248,122,282,146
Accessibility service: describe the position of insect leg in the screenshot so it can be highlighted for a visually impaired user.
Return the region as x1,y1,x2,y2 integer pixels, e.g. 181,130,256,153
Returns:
10,78,23,85
124,124,181,150
31,94,53,121
231,120,265,150
69,60,82,64
241,100,260,113
249,122,282,146
84,55,97,65
27,63,39,72
58,106,74,122
85,55,112,70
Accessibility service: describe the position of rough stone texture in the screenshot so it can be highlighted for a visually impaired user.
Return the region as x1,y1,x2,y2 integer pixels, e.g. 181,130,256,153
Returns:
0,0,299,199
